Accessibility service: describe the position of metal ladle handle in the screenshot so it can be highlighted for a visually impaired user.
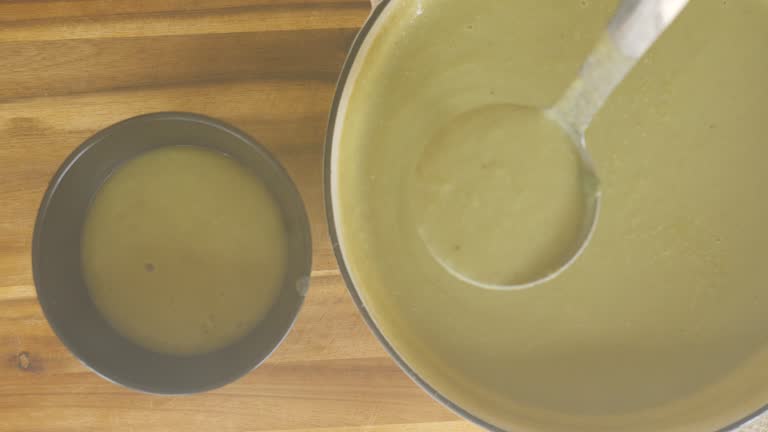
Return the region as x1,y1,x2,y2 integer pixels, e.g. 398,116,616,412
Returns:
549,0,689,139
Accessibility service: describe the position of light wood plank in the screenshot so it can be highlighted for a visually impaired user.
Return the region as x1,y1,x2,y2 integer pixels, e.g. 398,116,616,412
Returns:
0,4,370,42
0,0,366,23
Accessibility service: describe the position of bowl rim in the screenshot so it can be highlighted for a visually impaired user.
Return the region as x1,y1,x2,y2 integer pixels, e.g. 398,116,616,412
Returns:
32,111,313,395
321,1,768,431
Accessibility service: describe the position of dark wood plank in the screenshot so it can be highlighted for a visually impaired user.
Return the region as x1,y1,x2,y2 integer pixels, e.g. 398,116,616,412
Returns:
0,29,358,101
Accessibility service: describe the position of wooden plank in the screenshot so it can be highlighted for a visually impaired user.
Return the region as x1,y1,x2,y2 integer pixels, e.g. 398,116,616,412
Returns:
0,0,367,23
0,4,370,42
0,29,358,101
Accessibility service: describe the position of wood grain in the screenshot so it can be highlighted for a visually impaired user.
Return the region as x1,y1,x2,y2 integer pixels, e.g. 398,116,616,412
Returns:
0,1,481,431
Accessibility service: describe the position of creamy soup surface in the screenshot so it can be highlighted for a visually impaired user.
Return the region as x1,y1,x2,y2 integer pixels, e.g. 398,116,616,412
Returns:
334,0,768,430
82,146,286,356
413,104,596,287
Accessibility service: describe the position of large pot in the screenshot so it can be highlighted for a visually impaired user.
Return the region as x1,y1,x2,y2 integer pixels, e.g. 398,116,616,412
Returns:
324,1,768,431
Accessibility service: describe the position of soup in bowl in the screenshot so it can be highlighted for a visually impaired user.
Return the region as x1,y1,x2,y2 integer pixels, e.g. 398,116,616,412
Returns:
34,113,312,394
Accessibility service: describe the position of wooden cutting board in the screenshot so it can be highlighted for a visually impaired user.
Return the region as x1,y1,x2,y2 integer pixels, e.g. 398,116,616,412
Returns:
0,1,479,431
0,1,764,432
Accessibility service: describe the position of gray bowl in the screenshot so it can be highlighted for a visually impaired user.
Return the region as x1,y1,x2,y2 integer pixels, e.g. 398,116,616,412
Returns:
32,112,312,394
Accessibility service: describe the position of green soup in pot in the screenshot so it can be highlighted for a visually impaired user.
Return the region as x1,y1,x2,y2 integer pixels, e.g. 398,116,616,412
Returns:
331,0,768,430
